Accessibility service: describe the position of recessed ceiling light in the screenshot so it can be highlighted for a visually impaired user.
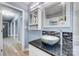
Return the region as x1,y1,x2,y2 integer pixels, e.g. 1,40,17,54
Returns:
2,10,15,17
61,2,65,5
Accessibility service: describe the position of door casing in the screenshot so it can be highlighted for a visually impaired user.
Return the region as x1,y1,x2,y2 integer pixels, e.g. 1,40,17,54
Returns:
0,2,25,54
0,6,3,55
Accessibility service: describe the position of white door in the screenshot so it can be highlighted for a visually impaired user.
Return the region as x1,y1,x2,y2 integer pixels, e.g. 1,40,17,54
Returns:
0,7,3,56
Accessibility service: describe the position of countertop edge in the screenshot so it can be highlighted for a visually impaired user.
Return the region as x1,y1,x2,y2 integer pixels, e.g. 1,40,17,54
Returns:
29,42,55,56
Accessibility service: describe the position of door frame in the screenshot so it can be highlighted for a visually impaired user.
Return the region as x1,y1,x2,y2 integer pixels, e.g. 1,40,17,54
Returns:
0,5,3,55
0,2,25,51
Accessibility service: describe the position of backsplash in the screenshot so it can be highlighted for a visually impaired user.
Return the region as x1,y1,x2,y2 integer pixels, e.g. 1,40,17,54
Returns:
62,32,73,56
42,31,60,38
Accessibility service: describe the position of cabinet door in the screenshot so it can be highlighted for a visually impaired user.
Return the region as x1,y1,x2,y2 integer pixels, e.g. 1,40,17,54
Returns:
29,7,42,30
0,7,3,56
29,44,51,56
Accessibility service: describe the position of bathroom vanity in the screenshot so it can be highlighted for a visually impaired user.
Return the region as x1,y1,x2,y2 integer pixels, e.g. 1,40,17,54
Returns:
29,31,61,56
29,31,73,56
29,39,60,56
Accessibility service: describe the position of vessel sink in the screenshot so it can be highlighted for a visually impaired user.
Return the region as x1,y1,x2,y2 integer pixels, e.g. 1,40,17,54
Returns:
41,35,59,45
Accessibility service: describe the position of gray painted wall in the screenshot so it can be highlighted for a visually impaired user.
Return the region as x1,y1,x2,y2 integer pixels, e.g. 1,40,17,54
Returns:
29,30,42,42
24,11,29,48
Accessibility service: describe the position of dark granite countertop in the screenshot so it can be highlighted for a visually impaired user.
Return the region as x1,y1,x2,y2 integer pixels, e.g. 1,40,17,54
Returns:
29,39,61,56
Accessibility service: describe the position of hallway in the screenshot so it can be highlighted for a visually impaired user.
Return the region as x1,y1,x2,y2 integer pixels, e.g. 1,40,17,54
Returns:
3,37,29,56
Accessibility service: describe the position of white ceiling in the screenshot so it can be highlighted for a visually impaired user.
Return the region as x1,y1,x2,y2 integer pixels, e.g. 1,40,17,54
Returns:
6,2,31,10
1,3,23,21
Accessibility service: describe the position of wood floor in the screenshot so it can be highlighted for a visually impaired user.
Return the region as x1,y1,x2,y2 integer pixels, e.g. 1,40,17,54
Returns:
3,37,29,56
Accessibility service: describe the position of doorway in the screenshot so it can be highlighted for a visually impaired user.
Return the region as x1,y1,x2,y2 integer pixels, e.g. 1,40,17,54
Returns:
3,23,8,38
0,3,29,56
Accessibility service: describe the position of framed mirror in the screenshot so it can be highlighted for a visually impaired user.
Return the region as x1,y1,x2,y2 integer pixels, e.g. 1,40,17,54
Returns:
42,2,70,27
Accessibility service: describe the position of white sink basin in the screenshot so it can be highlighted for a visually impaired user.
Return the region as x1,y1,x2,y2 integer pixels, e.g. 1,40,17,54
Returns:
41,35,59,45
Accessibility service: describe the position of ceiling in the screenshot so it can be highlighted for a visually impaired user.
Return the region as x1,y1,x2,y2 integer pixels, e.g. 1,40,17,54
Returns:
2,2,33,21
6,2,32,10
1,3,23,21
7,2,31,5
